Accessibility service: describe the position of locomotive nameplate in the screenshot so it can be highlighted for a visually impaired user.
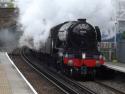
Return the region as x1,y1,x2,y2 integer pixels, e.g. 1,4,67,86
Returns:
76,24,91,30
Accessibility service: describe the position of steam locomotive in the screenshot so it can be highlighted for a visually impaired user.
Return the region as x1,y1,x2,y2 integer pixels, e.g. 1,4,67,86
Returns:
36,19,105,79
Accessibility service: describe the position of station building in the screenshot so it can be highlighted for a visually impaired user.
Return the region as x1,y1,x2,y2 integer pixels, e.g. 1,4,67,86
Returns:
114,0,125,63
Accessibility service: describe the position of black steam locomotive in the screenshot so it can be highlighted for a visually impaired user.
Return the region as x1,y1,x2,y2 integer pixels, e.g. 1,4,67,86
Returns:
38,19,105,79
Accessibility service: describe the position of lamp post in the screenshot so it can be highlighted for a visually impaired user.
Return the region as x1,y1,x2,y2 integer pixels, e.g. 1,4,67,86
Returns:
115,21,118,60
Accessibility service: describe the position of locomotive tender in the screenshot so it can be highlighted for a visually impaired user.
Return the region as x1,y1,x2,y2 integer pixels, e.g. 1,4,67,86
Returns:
40,19,105,78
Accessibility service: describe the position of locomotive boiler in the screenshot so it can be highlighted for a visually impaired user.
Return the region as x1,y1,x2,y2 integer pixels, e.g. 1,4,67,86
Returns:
40,19,105,79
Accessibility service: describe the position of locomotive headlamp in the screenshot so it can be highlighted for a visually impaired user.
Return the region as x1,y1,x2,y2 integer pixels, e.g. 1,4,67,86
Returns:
59,52,63,57
96,60,101,67
82,53,86,59
103,56,106,61
65,53,68,58
96,60,99,64
99,55,103,59
67,60,73,66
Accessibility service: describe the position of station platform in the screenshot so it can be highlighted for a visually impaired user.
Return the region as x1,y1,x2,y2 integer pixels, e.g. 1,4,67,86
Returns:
104,62,125,73
0,52,37,94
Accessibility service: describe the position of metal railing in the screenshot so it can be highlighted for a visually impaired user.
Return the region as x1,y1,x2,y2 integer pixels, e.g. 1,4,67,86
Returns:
99,42,117,62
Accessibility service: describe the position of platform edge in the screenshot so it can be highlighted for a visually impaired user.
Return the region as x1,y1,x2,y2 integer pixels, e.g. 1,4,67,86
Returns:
5,52,38,94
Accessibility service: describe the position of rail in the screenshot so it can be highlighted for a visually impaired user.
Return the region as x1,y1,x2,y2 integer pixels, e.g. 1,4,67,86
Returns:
21,48,97,94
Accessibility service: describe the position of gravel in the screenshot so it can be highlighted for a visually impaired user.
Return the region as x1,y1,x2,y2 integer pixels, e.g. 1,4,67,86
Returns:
78,81,116,94
97,73,125,93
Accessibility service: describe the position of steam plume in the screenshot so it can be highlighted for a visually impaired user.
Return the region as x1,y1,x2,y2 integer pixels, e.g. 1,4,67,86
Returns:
17,0,114,50
0,28,20,52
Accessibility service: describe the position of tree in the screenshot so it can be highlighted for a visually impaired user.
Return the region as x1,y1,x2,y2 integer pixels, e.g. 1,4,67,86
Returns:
0,0,15,8
122,31,125,39
8,2,14,8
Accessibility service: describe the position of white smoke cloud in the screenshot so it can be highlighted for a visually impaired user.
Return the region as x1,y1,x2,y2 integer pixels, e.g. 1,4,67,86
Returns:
0,28,20,52
17,0,114,50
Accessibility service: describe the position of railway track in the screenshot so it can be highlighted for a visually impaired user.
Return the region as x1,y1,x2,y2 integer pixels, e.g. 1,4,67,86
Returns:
77,79,125,94
77,80,125,94
10,49,64,94
21,48,97,94
94,81,125,94
21,48,125,94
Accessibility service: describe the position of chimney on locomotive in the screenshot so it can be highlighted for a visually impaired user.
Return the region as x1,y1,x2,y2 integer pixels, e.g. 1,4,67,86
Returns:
78,19,86,22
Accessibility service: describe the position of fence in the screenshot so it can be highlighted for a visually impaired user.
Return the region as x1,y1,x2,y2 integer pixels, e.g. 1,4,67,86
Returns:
99,42,117,62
